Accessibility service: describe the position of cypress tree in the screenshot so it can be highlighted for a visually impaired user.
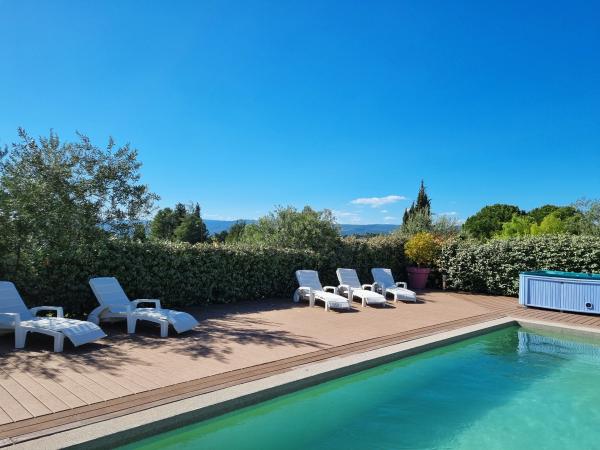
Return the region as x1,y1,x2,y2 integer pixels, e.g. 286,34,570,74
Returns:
402,180,432,230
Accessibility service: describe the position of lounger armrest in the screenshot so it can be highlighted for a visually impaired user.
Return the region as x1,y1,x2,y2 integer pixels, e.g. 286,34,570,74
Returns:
0,312,20,327
337,284,353,299
30,306,64,318
361,284,373,291
132,299,161,309
395,282,408,289
323,286,339,295
372,282,383,294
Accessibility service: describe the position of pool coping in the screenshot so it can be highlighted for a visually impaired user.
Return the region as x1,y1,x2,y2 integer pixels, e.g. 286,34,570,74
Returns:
7,316,600,449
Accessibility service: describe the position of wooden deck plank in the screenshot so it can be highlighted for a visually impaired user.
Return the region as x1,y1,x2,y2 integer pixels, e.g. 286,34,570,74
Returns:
0,407,12,426
3,366,87,410
43,372,106,405
0,371,51,418
0,385,32,423
0,369,69,414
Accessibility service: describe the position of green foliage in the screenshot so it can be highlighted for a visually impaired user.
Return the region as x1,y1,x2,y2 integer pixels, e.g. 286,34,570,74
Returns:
404,232,440,267
2,234,408,316
463,204,522,239
150,203,208,244
528,205,560,224
150,207,179,239
241,206,341,253
496,206,583,238
132,223,148,242
498,214,534,238
174,214,208,244
402,180,432,231
399,208,432,236
438,235,600,296
573,199,600,236
0,129,157,278
397,211,460,240
212,220,248,243
530,212,566,235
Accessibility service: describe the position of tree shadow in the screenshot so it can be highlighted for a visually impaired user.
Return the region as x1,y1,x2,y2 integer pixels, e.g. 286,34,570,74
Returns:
123,309,329,363
0,298,365,378
0,333,151,379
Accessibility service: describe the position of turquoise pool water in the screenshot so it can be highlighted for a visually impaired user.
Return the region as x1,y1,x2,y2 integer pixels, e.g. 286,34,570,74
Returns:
119,326,600,450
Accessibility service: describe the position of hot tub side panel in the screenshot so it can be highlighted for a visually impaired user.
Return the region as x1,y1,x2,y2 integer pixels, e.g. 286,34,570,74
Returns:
520,273,600,314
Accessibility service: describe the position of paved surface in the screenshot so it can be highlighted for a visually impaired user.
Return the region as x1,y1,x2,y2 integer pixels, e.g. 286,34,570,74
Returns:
1,291,598,442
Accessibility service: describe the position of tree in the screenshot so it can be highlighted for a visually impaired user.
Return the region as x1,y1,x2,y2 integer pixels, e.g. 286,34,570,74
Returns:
150,202,208,243
132,223,148,241
241,206,341,252
211,221,248,243
528,205,559,224
431,214,461,238
0,129,157,274
400,208,432,236
574,199,600,236
150,207,178,239
498,214,534,238
463,204,522,239
173,213,208,244
530,212,567,235
402,180,432,233
528,204,579,224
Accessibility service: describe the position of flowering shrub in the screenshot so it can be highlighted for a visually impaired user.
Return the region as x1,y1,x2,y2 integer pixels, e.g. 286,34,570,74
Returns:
438,235,600,296
404,232,441,267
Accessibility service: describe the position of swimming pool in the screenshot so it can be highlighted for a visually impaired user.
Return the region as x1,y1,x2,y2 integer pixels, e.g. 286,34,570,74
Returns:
118,326,600,450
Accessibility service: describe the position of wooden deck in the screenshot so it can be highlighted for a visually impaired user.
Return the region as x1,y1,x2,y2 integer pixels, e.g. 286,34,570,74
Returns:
1,291,600,444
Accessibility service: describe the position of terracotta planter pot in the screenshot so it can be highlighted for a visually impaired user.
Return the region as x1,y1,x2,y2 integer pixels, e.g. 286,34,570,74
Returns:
407,266,431,290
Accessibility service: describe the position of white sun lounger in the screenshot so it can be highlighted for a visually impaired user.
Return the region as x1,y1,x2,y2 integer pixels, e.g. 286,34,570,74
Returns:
371,268,417,302
0,281,106,352
336,268,387,307
88,277,199,337
293,270,351,311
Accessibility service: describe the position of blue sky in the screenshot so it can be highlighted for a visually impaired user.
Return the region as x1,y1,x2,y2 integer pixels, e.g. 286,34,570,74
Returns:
1,1,599,224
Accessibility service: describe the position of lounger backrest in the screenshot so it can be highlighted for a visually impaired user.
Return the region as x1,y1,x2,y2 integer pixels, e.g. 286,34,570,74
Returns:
371,268,396,289
89,277,131,307
0,281,33,320
295,270,323,291
336,268,362,289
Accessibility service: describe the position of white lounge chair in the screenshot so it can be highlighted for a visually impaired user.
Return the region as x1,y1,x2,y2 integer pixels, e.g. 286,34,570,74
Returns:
0,281,106,352
293,270,351,311
371,268,417,302
336,268,387,307
88,277,199,337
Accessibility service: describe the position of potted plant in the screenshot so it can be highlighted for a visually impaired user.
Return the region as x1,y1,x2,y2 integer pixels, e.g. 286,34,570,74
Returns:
404,232,440,289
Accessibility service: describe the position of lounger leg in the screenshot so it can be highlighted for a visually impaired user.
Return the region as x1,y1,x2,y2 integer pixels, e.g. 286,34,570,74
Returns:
53,334,64,353
362,298,366,307
309,292,315,307
160,321,168,337
325,302,329,312
15,328,27,349
127,316,137,334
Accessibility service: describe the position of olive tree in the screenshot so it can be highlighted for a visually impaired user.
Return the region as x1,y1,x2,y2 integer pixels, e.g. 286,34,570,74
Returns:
241,206,341,253
0,129,158,276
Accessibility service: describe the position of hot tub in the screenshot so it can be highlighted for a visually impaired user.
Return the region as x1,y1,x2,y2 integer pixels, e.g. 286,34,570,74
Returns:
519,271,600,314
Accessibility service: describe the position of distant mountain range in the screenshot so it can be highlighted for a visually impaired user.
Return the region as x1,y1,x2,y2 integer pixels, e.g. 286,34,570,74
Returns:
203,219,399,236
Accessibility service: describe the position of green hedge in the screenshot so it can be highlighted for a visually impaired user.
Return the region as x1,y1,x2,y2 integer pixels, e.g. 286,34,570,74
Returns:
3,235,408,316
438,235,600,296
7,232,600,315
